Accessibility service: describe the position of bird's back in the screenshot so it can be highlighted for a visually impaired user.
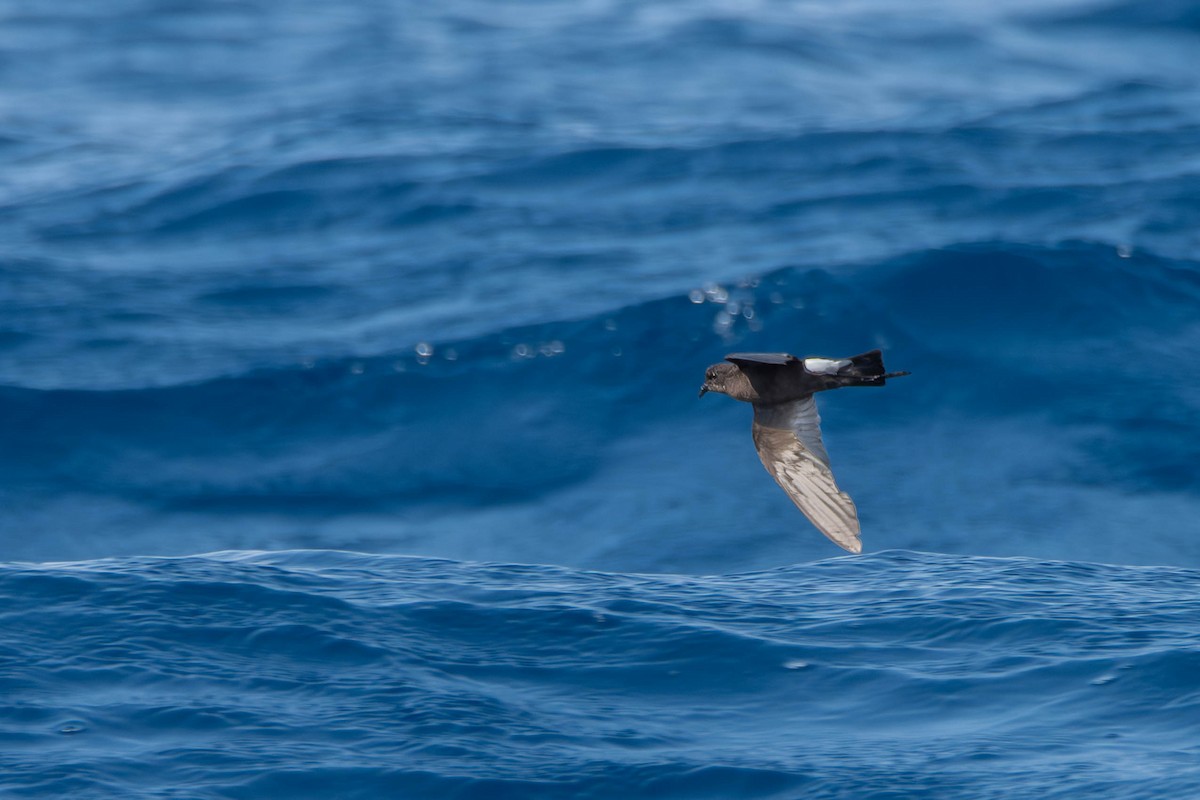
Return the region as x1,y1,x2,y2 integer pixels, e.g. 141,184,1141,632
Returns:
726,359,826,405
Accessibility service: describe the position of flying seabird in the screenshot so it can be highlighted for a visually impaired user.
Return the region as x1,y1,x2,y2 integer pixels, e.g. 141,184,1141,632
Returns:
699,349,909,553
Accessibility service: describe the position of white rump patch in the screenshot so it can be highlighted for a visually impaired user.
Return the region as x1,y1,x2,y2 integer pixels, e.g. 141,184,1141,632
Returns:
803,357,850,375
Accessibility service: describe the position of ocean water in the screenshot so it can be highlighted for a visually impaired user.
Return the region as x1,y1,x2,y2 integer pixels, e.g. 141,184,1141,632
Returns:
3,0,1200,797
5,551,1200,799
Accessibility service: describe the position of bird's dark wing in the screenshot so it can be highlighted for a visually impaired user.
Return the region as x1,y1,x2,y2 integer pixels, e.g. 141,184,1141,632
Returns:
725,353,798,366
751,397,861,553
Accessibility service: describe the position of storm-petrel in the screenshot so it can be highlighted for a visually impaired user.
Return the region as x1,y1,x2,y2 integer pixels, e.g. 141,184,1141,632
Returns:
699,349,908,553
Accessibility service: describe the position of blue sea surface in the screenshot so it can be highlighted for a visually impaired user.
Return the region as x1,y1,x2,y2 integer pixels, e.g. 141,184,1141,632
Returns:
2,0,1200,797
5,551,1200,799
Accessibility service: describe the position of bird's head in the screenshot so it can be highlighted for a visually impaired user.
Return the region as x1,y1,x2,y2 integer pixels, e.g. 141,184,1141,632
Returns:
698,362,738,398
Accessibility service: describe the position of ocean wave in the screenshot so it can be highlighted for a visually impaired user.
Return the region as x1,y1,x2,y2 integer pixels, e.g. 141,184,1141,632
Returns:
32,115,1200,246
1034,0,1200,31
3,242,1199,567
2,550,1199,799
7,92,1200,394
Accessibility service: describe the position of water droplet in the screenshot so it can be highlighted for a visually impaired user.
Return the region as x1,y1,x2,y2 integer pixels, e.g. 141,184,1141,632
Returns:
688,289,705,304
726,300,741,316
511,343,532,359
603,319,618,331
58,722,86,735
1091,673,1117,686
391,361,406,373
349,362,364,375
1116,243,1132,258
443,348,458,362
415,342,433,357
742,306,755,319
769,292,784,304
783,659,809,670
705,284,729,304
611,346,623,357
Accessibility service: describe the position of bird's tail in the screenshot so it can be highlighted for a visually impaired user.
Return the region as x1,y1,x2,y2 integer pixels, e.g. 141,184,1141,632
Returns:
837,349,910,387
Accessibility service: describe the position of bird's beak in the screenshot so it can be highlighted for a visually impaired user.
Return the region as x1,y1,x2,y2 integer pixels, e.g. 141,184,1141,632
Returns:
698,385,709,398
